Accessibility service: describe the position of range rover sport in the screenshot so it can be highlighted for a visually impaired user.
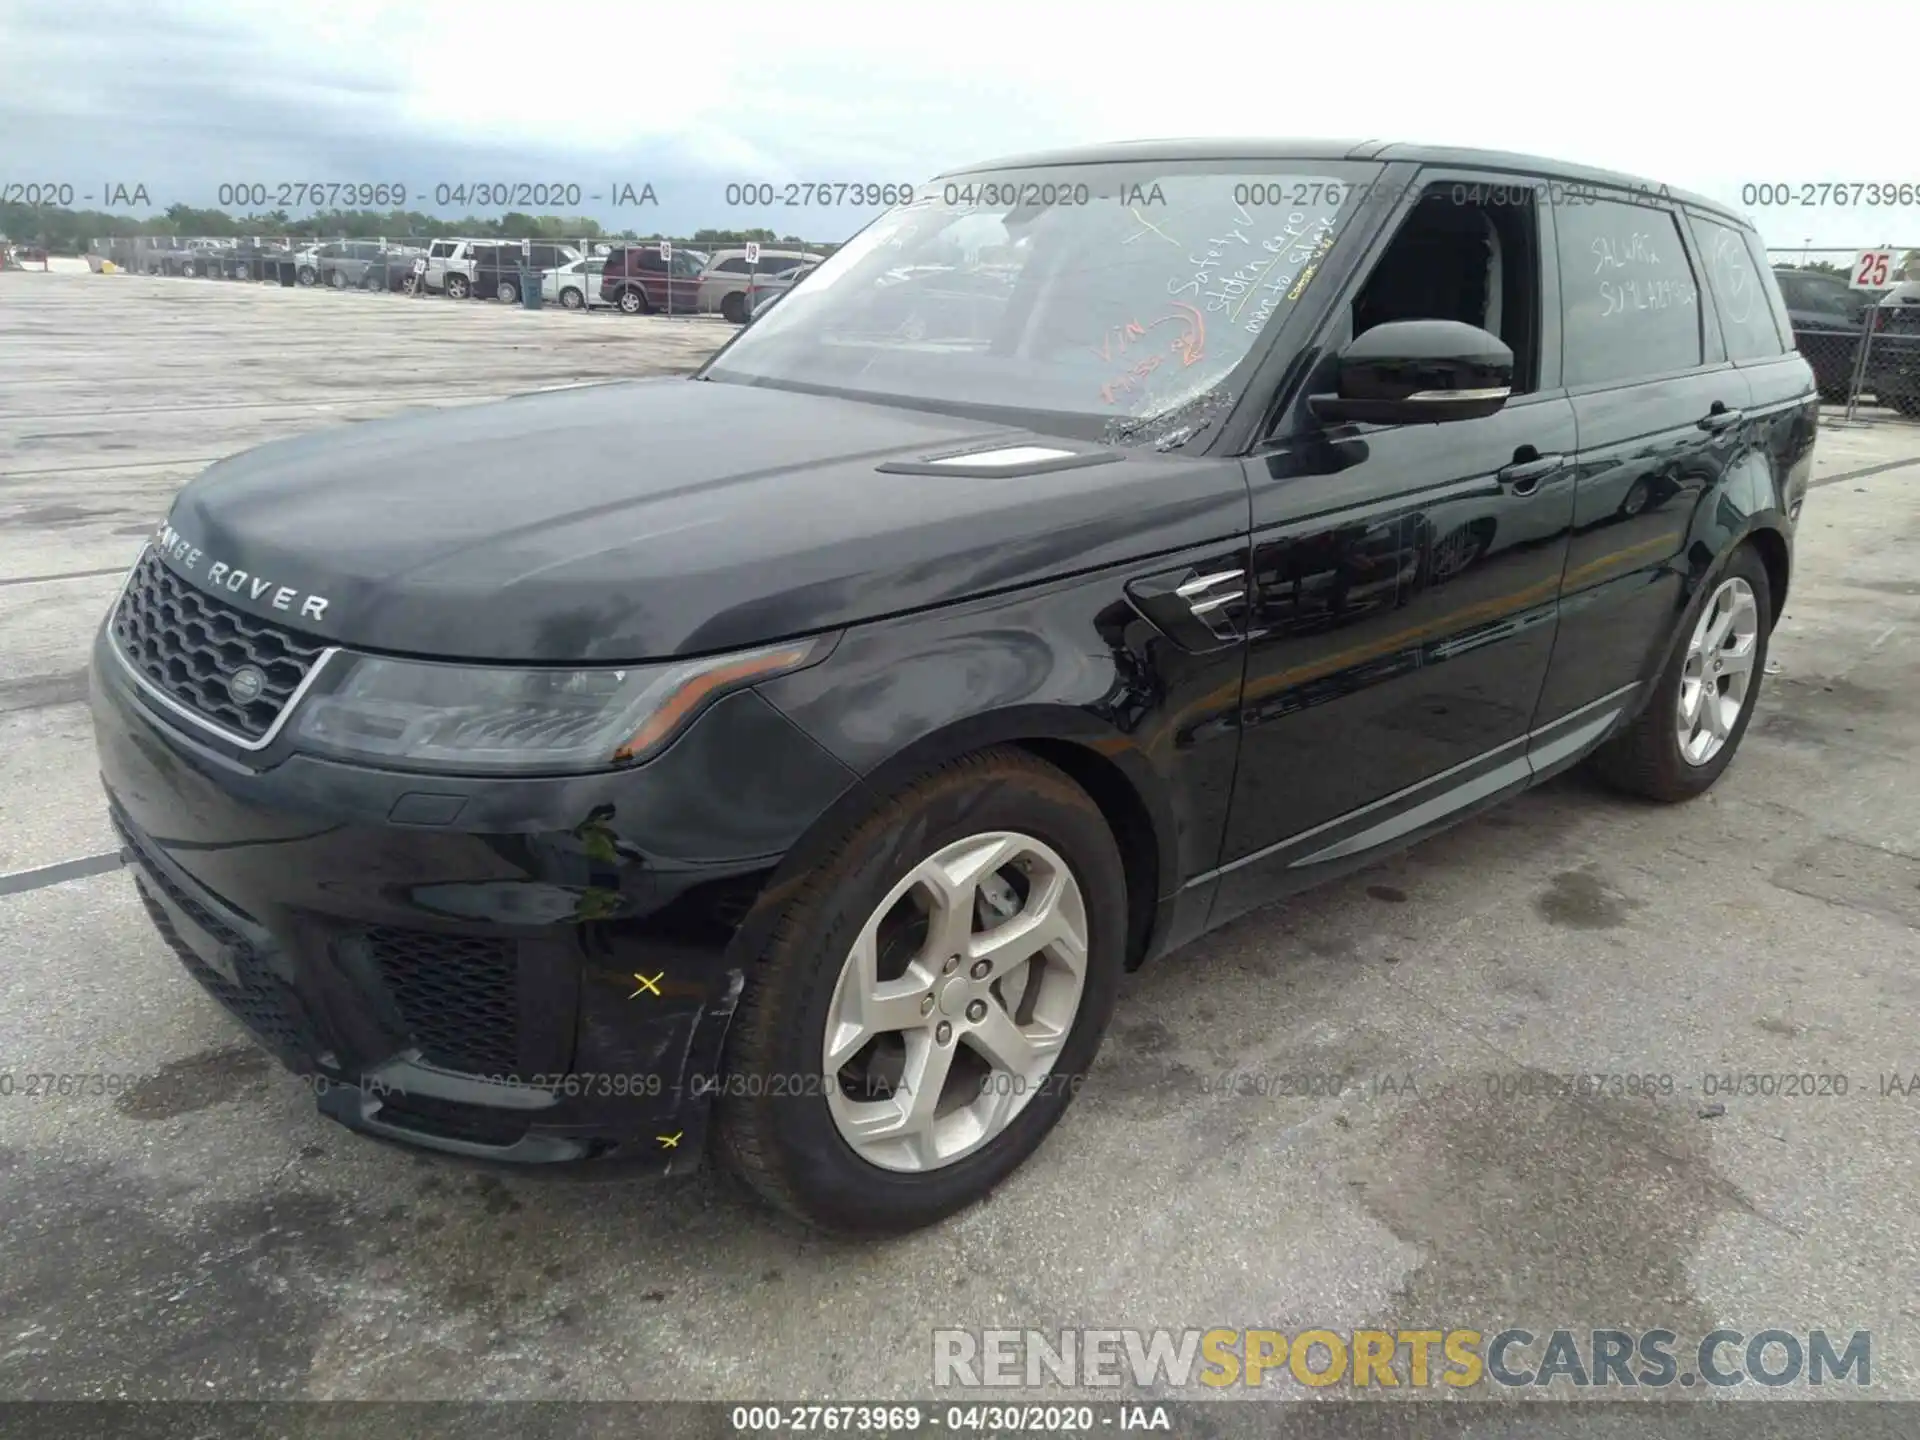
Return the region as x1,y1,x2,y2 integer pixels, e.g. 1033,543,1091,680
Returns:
91,141,1816,1236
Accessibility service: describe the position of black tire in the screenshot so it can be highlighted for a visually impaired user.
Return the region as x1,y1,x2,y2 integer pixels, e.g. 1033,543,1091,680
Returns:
497,280,520,304
559,287,584,310
1587,544,1773,803
328,269,346,289
445,274,469,299
617,286,650,315
714,748,1127,1236
297,266,316,286
721,291,747,324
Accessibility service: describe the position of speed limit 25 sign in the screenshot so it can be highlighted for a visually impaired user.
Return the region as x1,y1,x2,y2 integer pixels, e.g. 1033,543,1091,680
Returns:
1851,250,1896,290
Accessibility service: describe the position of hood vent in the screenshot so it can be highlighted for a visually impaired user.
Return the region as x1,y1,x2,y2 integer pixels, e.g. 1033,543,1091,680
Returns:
878,445,1122,479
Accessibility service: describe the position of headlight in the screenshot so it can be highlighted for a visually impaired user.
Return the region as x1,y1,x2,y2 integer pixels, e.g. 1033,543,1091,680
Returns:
288,634,836,775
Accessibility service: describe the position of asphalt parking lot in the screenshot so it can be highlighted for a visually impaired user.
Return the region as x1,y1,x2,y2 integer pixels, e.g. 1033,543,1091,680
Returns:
3,269,1919,1408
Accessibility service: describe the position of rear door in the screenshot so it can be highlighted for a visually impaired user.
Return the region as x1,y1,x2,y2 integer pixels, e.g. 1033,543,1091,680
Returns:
1534,189,1750,730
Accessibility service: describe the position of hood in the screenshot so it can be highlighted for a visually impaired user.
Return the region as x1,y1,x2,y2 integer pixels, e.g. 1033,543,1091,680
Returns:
157,378,1248,661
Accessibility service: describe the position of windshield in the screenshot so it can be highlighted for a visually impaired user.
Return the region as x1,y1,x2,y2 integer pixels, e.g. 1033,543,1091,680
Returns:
704,160,1376,438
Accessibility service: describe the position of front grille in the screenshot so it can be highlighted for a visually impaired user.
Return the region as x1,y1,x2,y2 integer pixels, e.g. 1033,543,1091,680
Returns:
364,927,520,1075
111,549,326,740
119,819,325,1065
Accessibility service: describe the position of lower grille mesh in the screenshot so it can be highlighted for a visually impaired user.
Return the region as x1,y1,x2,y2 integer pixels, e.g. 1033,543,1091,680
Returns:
364,928,520,1075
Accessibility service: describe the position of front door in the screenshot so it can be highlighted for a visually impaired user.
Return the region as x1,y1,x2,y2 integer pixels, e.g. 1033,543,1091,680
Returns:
1210,176,1577,926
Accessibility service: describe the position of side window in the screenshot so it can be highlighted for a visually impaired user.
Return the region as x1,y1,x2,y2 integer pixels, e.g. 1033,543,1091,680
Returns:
639,251,667,273
1555,198,1701,387
765,257,804,275
1688,214,1784,360
1350,182,1542,393
428,242,452,258
716,257,750,273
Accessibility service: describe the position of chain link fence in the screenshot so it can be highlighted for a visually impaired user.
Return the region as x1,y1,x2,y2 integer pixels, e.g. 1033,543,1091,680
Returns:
78,232,837,325
1766,247,1920,421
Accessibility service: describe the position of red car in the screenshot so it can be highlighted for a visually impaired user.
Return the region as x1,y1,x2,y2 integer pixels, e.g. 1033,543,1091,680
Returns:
599,244,706,314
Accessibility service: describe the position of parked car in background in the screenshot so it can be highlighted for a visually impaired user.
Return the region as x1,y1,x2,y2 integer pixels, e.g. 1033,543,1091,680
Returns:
698,247,824,323
421,238,491,298
1772,267,1874,401
1772,266,1920,411
358,248,429,293
599,243,706,314
467,242,582,304
1865,281,1920,415
543,257,610,310
744,260,820,322
216,240,279,281
141,238,205,277
316,241,418,290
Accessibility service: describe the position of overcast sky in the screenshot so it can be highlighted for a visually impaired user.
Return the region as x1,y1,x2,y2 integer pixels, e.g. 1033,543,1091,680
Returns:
2,0,1914,256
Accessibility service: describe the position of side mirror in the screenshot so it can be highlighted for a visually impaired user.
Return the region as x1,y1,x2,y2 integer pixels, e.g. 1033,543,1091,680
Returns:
1309,319,1514,426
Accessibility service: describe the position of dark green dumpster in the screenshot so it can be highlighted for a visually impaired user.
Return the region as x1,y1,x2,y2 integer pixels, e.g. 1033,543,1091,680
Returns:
520,267,542,310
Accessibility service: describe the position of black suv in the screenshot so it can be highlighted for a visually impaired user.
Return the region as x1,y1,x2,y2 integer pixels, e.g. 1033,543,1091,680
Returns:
91,141,1815,1236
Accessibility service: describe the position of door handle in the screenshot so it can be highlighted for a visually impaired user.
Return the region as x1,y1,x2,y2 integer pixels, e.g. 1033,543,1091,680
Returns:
1496,452,1564,495
1698,406,1746,433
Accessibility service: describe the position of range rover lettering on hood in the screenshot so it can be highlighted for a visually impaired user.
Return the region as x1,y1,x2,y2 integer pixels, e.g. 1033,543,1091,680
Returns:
153,521,332,624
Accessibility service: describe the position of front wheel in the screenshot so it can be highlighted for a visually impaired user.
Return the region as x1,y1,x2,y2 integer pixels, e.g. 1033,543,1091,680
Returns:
1588,545,1772,802
714,748,1126,1236
297,266,317,286
559,286,584,310
721,291,747,324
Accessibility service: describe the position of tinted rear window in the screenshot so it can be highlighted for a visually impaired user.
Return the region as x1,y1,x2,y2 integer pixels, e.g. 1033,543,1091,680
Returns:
1556,196,1703,387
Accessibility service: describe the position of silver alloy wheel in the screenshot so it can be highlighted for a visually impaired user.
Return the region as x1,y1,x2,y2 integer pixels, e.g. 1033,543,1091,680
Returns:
822,831,1089,1173
1677,575,1760,766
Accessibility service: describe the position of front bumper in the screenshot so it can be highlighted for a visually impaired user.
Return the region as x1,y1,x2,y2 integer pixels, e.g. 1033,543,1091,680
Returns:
90,623,859,1172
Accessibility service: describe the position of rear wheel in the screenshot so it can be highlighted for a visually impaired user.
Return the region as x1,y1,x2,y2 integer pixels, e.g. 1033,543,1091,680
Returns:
617,286,649,315
1588,545,1772,802
444,273,470,299
297,265,317,286
327,269,346,289
714,748,1125,1236
559,286,584,310
721,291,747,324
496,279,520,304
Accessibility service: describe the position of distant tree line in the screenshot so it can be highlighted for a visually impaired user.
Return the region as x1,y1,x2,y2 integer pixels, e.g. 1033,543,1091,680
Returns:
0,201,839,253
